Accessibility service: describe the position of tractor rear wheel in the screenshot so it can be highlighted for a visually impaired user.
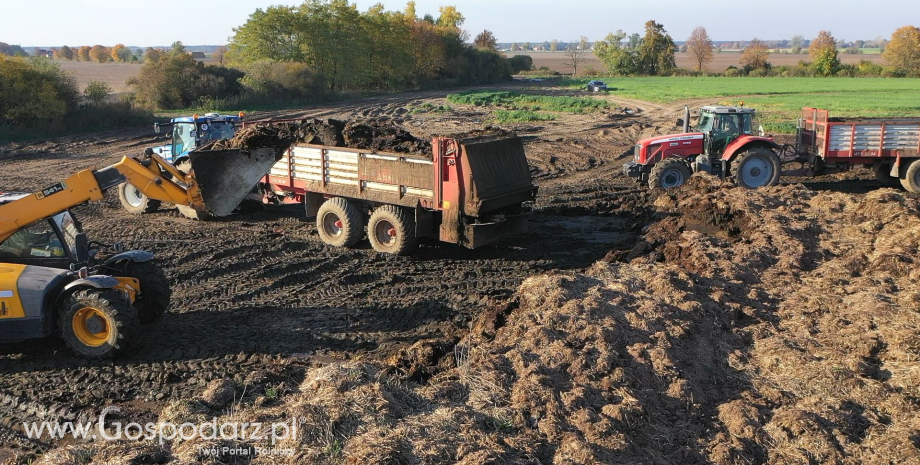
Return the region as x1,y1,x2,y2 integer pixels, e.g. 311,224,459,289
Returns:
118,183,161,214
117,261,171,323
317,197,364,248
732,147,781,189
649,158,692,189
368,205,418,255
900,159,920,194
60,289,138,359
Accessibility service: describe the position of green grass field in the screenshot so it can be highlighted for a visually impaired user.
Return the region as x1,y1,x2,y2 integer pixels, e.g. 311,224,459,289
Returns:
561,77,920,132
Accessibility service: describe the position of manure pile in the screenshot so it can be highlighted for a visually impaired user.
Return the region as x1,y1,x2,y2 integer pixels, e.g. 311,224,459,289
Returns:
31,175,920,465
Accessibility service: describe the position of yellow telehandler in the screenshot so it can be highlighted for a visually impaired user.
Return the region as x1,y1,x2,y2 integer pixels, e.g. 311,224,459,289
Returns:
0,147,282,358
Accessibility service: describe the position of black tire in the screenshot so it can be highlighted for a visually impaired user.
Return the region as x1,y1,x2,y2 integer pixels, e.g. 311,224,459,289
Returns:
114,261,171,323
118,183,161,214
732,147,781,189
901,159,920,194
873,164,901,188
368,205,418,255
648,158,692,189
316,197,364,248
59,289,138,359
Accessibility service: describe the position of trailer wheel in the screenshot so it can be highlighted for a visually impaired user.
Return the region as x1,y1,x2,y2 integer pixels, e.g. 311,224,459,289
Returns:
317,197,364,248
59,289,138,359
873,164,901,188
732,147,781,189
901,159,920,194
118,183,161,214
368,205,418,255
649,158,692,189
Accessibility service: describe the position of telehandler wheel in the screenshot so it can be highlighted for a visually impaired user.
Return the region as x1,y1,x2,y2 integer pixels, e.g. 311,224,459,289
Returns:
59,289,138,360
118,183,161,214
118,261,171,323
317,197,364,248
901,159,920,194
649,158,692,189
732,147,781,189
873,164,901,188
368,205,418,255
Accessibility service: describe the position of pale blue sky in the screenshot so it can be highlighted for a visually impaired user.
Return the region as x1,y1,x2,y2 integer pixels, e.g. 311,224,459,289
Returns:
1,0,909,47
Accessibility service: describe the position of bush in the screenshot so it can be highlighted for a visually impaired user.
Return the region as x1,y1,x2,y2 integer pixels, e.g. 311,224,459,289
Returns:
508,55,534,73
0,57,149,140
445,48,513,86
83,80,111,105
129,46,243,110
239,61,326,102
0,56,79,134
724,66,741,77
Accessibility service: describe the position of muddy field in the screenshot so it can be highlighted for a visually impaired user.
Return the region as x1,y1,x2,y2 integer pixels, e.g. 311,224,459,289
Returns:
0,81,915,464
509,51,887,74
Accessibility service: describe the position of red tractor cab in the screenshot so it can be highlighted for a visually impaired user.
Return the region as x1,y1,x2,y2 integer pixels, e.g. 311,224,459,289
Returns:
624,105,783,189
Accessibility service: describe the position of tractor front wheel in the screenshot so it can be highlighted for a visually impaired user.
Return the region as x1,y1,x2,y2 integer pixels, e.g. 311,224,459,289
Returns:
732,148,781,189
649,158,692,189
60,289,138,359
118,183,161,214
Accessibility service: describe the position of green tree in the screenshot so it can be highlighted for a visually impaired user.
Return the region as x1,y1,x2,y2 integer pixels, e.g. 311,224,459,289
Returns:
129,44,242,110
810,30,840,76
0,56,79,131
111,44,132,62
594,30,638,75
228,6,305,62
637,20,676,75
883,25,920,76
436,5,464,29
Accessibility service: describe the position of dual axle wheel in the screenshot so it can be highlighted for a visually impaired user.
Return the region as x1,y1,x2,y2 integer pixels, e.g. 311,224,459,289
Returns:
316,198,418,255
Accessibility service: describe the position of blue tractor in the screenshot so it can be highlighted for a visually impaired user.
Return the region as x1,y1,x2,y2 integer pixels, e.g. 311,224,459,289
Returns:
118,113,243,214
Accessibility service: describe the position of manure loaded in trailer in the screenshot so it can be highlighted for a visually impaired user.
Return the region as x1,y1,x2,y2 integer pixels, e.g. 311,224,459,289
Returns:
625,106,920,192
258,134,538,255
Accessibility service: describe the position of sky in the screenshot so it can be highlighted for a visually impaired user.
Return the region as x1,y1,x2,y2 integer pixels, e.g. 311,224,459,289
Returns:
0,0,910,47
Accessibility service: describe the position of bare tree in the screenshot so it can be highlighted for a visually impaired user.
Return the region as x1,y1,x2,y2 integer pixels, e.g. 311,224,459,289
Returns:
564,36,590,76
686,26,714,71
474,30,498,51
213,46,228,65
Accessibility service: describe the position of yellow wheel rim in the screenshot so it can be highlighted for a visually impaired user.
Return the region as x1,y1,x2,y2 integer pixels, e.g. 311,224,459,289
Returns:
72,307,111,347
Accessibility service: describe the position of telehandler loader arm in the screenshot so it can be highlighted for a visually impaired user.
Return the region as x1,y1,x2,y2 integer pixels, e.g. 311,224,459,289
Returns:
1,147,283,243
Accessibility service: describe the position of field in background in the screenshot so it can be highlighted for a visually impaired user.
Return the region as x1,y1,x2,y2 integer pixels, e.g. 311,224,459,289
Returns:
508,51,887,74
560,77,920,132
58,61,141,93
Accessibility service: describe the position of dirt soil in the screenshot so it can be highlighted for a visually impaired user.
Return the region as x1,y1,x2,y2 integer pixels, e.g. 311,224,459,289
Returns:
0,81,913,464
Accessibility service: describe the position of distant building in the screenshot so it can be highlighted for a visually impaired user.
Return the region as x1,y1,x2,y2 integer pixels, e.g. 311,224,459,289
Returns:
190,51,206,59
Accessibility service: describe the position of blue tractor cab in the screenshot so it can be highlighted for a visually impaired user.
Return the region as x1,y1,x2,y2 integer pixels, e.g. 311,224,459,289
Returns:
119,113,243,214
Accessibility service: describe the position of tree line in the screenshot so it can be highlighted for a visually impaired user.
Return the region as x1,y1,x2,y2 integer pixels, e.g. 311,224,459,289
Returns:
50,44,140,63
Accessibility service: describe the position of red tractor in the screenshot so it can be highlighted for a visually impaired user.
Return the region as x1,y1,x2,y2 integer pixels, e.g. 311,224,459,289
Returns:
624,105,782,189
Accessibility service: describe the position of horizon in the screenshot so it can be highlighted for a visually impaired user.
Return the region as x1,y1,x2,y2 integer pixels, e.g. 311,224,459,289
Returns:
0,0,909,48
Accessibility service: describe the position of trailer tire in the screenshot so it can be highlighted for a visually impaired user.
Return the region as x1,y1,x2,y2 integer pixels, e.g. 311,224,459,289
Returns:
59,289,138,360
901,159,920,194
118,183,161,214
368,205,418,255
732,147,781,189
873,164,901,188
317,197,364,248
649,158,692,189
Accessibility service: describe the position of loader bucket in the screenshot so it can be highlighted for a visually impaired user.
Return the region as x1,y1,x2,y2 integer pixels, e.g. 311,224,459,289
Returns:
179,147,283,219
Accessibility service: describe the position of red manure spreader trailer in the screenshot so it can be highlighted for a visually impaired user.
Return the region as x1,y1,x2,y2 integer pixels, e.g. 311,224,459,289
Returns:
259,134,538,255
